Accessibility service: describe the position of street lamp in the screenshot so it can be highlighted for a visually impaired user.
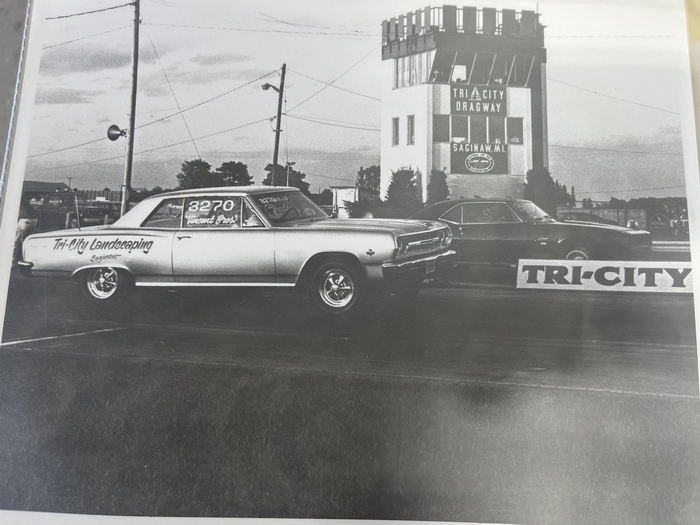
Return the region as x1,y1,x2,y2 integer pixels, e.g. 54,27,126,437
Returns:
262,63,286,186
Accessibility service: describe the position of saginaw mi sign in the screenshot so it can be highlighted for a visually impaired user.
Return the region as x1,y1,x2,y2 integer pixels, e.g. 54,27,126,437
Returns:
450,83,508,175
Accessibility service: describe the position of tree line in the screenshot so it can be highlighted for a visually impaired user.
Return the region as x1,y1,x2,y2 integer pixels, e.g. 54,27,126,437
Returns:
130,156,576,219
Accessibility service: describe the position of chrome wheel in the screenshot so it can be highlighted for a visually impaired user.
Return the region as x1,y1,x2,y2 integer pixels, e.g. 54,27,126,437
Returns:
565,249,590,260
85,267,119,300
318,268,354,309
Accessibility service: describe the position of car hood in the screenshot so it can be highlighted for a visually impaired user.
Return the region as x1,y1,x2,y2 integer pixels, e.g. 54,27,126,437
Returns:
294,218,445,235
554,220,648,234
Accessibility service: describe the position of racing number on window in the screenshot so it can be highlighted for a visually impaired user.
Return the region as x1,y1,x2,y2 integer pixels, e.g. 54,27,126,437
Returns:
187,199,236,213
184,197,242,228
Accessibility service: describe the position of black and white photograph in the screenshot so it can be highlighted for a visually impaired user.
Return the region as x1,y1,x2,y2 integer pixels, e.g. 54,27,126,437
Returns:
0,0,699,523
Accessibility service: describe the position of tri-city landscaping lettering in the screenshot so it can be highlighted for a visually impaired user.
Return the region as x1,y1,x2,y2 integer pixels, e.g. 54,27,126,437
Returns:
52,237,154,255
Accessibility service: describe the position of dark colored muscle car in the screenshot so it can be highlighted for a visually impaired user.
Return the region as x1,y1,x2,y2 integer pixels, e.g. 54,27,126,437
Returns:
412,198,652,263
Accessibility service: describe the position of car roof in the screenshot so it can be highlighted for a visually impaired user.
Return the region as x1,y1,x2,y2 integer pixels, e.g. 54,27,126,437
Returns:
146,185,298,200
413,198,531,219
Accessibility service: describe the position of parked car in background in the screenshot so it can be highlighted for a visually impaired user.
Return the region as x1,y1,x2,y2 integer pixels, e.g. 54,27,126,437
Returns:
557,211,620,226
412,198,651,263
14,196,38,264
19,187,455,315
25,192,120,231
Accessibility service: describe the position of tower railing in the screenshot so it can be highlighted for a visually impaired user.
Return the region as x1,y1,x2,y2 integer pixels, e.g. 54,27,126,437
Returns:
382,5,540,45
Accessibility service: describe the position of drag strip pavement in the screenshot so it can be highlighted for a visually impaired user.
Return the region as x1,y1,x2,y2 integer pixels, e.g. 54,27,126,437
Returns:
3,310,697,400
2,271,697,399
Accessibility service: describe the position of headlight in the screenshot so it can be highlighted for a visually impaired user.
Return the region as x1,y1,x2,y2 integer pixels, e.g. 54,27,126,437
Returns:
395,237,408,255
442,228,453,247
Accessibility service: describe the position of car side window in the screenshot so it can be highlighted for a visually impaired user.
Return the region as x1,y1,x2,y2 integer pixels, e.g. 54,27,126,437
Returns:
141,198,184,229
461,202,520,224
183,196,244,229
440,205,462,223
242,199,265,228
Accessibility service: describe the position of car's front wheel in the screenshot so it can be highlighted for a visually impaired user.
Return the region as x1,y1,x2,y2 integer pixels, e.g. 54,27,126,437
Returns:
311,262,362,314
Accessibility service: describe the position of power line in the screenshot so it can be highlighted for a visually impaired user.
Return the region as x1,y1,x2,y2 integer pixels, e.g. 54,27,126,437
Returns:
549,78,680,115
27,118,269,173
27,68,280,159
142,22,378,38
136,69,279,130
550,144,683,156
287,46,378,113
42,25,131,49
258,12,376,36
290,114,380,128
548,34,673,39
148,36,201,158
576,184,686,195
46,2,135,20
289,69,380,102
286,114,380,132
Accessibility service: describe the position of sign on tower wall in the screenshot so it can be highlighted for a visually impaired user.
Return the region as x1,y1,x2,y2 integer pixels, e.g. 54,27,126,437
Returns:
450,83,509,175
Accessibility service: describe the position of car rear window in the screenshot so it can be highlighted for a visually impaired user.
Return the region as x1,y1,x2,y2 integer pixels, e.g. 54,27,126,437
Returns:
141,198,183,229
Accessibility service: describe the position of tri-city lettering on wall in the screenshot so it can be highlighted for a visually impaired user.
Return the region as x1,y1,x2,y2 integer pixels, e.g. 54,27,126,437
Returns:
516,260,692,293
451,84,507,115
450,83,508,175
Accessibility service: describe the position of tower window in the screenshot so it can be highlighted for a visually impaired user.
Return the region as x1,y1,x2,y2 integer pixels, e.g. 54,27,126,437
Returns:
392,117,400,146
470,52,495,85
489,117,505,144
470,116,487,143
407,115,415,145
451,115,469,140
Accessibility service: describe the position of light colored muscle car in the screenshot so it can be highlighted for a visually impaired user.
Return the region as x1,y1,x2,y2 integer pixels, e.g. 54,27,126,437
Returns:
19,186,455,314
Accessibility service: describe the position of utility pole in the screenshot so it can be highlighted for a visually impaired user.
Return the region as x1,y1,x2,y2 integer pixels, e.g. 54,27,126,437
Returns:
286,161,295,187
121,0,140,217
271,63,286,186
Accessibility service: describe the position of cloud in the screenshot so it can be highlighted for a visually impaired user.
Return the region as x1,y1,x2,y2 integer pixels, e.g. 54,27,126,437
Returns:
39,45,157,76
35,87,103,104
139,65,271,90
190,52,251,66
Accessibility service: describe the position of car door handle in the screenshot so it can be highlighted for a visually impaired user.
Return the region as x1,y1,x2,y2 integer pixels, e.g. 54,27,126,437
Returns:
536,236,551,244
176,235,191,240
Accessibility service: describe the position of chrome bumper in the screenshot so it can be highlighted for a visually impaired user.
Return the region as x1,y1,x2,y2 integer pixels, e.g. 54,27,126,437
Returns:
382,249,456,270
382,250,455,288
16,260,33,277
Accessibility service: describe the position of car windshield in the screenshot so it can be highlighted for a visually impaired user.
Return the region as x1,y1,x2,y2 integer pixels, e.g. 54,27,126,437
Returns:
251,191,327,226
510,201,552,222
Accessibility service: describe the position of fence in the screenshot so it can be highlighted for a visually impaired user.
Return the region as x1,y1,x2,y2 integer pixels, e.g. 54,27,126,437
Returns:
76,189,122,202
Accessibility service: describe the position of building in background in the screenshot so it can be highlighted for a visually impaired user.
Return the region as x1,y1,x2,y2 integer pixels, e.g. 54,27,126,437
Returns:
380,5,548,201
330,185,359,218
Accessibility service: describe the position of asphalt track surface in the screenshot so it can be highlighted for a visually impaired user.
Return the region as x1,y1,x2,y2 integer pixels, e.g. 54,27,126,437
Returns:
1,267,699,523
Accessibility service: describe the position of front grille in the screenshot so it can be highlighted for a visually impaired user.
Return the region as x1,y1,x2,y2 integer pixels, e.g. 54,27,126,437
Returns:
397,230,445,257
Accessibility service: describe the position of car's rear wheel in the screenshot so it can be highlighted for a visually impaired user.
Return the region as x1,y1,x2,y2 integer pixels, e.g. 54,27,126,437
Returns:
311,261,362,314
79,267,132,304
563,247,591,260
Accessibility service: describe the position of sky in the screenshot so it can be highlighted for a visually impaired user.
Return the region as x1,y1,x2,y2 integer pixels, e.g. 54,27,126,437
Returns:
23,0,692,200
